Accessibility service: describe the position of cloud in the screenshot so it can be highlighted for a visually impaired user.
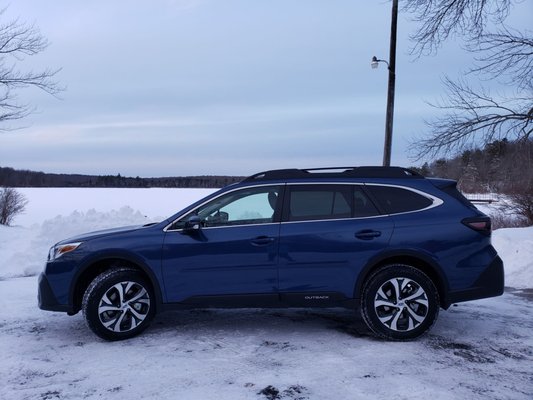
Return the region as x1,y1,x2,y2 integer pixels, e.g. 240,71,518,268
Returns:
2,0,498,176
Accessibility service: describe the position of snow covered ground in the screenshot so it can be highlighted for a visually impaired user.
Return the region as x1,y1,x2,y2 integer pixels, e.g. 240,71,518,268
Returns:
0,188,532,399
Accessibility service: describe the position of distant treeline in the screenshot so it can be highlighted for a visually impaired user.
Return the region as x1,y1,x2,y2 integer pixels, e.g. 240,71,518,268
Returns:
410,138,533,193
0,167,243,188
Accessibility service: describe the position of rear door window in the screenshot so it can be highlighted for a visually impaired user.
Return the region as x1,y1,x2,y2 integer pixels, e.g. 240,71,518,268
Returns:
286,185,352,222
285,185,380,221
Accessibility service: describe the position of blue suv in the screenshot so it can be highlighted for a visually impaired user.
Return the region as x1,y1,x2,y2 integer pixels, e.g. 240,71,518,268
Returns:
38,167,504,340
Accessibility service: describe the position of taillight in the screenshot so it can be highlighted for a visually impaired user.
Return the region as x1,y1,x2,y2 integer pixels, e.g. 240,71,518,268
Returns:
462,217,492,236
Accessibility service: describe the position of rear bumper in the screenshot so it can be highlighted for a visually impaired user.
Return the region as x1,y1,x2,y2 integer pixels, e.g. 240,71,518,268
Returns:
445,255,504,308
38,273,73,313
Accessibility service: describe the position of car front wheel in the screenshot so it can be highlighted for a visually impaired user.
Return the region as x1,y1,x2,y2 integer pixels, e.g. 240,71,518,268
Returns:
361,264,439,340
82,267,155,341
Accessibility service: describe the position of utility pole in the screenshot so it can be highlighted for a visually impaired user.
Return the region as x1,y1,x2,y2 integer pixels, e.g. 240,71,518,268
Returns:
382,0,398,167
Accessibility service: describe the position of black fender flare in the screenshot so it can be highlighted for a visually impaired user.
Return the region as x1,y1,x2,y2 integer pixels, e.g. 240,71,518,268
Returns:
69,250,164,311
353,248,450,307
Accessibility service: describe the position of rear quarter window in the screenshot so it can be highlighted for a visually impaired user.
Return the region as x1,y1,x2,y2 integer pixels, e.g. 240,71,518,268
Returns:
442,186,478,209
366,185,433,214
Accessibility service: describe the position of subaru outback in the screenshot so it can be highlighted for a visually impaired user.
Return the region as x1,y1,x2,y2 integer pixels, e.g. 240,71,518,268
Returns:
38,167,504,340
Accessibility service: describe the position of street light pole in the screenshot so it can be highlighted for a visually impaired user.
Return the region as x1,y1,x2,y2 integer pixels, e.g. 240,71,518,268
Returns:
382,0,398,167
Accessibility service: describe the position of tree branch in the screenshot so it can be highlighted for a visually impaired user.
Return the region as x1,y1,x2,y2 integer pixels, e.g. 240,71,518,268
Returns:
0,7,62,127
411,77,532,159
467,26,533,90
403,0,512,56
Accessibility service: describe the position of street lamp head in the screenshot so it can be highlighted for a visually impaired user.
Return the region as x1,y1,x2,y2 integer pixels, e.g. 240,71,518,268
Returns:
371,56,390,70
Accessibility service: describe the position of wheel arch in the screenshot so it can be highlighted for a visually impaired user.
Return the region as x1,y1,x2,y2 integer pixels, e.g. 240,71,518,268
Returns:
69,253,163,314
354,250,450,309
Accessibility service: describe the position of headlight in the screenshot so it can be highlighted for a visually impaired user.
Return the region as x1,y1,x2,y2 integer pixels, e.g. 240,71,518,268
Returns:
48,242,82,261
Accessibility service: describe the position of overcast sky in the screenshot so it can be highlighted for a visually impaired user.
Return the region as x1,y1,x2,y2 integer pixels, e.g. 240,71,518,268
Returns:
0,0,531,177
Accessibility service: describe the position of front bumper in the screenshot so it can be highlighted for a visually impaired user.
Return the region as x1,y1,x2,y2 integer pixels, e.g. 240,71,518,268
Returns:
38,273,73,313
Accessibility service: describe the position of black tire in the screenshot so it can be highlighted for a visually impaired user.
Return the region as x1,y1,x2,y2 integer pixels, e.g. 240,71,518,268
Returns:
82,267,155,341
361,264,439,340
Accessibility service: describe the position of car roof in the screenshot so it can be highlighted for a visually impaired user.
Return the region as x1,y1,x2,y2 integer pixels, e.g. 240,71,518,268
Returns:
241,167,424,183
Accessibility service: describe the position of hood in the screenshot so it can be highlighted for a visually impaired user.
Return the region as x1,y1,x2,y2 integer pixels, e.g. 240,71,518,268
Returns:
57,224,148,244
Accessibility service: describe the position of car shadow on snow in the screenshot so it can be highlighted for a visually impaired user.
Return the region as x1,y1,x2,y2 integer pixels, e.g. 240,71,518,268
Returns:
27,308,373,346
35,289,532,345
147,308,374,339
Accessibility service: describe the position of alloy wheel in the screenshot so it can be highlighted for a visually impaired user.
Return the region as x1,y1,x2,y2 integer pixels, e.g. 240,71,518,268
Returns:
373,277,429,332
98,281,151,333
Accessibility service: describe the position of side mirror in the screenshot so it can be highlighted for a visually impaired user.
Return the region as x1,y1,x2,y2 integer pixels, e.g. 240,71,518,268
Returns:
184,215,202,232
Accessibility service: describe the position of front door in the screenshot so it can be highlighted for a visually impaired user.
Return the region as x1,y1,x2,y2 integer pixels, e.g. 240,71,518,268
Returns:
161,185,283,303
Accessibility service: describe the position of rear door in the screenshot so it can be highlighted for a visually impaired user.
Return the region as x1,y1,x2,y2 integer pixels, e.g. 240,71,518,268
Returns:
277,184,394,303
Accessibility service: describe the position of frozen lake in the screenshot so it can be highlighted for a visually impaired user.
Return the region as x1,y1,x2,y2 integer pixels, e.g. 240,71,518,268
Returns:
15,188,218,226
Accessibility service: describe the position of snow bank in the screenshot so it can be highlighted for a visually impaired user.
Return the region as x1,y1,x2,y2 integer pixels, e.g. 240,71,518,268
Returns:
0,207,151,279
493,227,533,289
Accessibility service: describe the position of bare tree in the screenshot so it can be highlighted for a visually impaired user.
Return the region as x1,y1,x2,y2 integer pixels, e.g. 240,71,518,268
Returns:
0,187,28,225
403,0,513,56
413,77,531,158
468,27,533,90
404,1,532,159
0,7,62,128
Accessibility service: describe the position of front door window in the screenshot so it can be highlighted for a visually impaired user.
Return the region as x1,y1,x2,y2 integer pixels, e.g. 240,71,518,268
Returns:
173,185,282,229
200,186,281,227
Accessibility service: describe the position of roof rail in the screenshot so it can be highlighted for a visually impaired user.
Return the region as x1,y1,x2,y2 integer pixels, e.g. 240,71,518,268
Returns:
243,166,423,182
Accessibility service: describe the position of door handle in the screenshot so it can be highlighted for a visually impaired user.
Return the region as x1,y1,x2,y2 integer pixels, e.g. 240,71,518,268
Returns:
355,230,381,240
250,236,276,246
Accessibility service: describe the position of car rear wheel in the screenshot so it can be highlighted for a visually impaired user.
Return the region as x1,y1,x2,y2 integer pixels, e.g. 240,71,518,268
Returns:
361,264,439,340
82,267,155,341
